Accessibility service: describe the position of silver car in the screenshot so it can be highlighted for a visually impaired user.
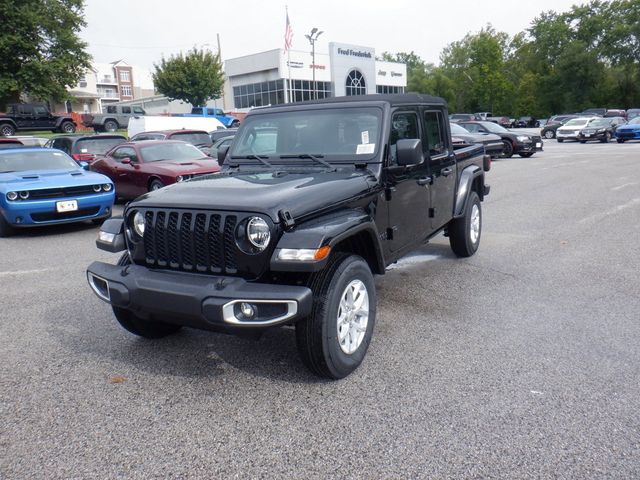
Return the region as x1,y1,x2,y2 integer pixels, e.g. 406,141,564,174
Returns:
556,117,599,142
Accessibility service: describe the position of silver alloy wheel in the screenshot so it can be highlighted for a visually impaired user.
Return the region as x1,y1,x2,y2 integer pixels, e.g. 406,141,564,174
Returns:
336,279,369,355
544,130,554,139
470,203,480,244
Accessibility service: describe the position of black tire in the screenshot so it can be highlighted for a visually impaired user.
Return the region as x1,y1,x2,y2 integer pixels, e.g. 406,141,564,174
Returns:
579,139,586,144
544,130,555,139
111,253,182,339
0,123,15,136
295,253,376,379
616,138,625,143
601,132,611,143
519,152,534,158
501,140,514,158
557,138,564,143
60,121,76,134
448,190,482,258
149,178,165,191
104,120,118,132
0,214,16,237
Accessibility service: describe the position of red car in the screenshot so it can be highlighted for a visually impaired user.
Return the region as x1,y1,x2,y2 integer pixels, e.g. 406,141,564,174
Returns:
0,138,24,149
90,140,220,199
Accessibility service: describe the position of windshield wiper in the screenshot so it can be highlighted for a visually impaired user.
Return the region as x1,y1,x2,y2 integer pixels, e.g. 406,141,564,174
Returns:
279,153,335,170
230,154,273,167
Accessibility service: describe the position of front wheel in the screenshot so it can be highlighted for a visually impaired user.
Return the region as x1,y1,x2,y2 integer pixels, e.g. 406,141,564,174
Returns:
519,152,534,158
557,138,564,143
601,132,611,143
616,138,625,143
448,191,481,258
544,130,555,139
295,253,376,379
501,140,514,158
149,179,165,191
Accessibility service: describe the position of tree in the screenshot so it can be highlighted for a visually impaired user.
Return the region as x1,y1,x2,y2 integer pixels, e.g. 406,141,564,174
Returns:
153,48,225,107
0,0,91,108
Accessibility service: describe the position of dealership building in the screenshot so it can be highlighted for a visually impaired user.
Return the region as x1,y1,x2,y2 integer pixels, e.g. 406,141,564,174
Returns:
222,42,407,110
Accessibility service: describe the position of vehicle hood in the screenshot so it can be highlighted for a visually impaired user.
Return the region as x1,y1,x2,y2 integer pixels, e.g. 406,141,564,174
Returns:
616,124,640,131
142,159,219,174
0,169,112,191
454,132,502,144
130,168,375,222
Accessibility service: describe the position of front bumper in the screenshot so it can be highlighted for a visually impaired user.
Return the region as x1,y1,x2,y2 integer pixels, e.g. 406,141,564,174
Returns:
615,130,640,140
87,261,313,330
514,139,544,153
578,131,608,141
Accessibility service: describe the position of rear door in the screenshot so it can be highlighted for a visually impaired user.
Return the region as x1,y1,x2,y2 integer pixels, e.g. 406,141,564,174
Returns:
32,105,52,129
14,105,34,129
423,109,456,230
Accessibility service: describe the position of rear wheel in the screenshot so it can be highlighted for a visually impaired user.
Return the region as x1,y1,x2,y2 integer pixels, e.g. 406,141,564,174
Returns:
295,253,376,379
519,152,534,157
449,191,481,258
0,123,15,136
617,138,625,143
111,253,182,338
104,120,118,132
0,214,16,237
501,140,514,158
60,121,76,133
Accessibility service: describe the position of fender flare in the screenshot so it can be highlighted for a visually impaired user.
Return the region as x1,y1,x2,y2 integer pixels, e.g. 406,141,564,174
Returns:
454,165,484,218
270,209,385,274
0,119,18,129
54,117,76,128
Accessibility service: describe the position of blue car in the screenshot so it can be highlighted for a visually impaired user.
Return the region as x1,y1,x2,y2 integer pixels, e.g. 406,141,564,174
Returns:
0,148,115,236
615,116,640,143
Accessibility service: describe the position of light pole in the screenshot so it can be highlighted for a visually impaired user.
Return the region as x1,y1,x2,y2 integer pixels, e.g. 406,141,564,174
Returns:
305,28,323,100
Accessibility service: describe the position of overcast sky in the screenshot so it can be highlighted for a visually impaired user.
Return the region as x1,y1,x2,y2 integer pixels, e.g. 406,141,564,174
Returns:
80,0,583,71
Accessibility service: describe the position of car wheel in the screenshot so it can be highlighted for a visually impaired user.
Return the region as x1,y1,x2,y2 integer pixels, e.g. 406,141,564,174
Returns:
448,191,481,258
0,123,15,136
104,120,118,132
60,121,76,134
501,140,514,158
601,132,611,143
557,138,564,143
149,179,165,191
519,152,534,158
0,214,16,237
111,253,182,338
544,130,555,139
295,253,376,379
616,138,625,143
579,140,586,144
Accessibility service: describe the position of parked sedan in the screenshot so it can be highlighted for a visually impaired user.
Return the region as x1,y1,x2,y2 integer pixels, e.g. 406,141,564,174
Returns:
540,114,581,139
458,121,543,158
90,140,220,199
514,116,540,128
449,113,478,123
0,148,115,236
0,138,24,150
578,117,626,143
614,116,640,143
556,117,600,142
450,123,503,157
45,134,127,163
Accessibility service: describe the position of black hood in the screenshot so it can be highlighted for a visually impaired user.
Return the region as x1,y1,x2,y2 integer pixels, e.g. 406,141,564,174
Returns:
130,168,375,223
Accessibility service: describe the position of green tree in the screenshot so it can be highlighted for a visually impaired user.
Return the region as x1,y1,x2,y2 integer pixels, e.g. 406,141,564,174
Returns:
0,0,91,108
153,48,225,107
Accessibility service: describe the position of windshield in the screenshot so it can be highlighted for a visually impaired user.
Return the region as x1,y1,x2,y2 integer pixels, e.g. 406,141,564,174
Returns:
628,116,640,125
140,143,207,162
75,137,126,154
450,123,470,134
588,119,611,128
481,122,508,133
229,107,382,163
564,118,592,127
170,132,212,146
0,150,79,173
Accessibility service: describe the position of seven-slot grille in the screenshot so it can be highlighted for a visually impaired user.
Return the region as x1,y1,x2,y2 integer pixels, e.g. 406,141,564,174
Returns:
142,209,238,274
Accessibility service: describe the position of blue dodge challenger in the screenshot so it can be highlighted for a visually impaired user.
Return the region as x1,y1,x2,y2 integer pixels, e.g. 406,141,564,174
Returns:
0,148,115,236
615,116,640,143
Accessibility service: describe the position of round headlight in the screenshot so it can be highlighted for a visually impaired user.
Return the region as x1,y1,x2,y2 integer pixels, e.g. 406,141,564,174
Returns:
133,211,145,237
93,184,102,192
7,191,18,201
102,184,113,192
246,217,270,250
19,191,30,200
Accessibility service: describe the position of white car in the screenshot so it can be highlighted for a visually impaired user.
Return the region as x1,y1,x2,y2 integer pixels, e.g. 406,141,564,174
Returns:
556,117,600,142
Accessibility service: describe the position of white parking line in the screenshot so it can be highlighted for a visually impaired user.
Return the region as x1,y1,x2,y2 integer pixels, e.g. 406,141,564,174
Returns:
611,182,639,191
0,268,55,277
578,197,640,224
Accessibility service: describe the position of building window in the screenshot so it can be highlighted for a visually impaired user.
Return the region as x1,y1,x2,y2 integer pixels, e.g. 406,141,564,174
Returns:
79,75,87,88
120,70,130,82
121,85,132,97
346,70,366,96
376,85,404,94
285,80,332,103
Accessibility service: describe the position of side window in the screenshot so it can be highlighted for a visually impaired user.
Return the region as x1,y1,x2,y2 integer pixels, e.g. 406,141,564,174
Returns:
207,108,215,115
424,110,446,156
388,111,419,164
112,147,137,162
18,105,32,115
462,123,479,133
121,106,131,114
34,106,48,116
106,106,116,114
132,107,144,114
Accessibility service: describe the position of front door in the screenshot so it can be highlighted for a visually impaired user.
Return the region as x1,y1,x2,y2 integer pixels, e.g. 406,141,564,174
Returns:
385,109,430,252
33,105,53,129
424,110,456,230
110,146,138,198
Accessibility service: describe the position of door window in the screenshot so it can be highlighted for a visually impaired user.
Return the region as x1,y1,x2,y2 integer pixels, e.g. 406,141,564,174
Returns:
423,111,447,156
34,106,48,116
121,107,131,114
112,147,138,163
388,111,419,164
132,107,145,114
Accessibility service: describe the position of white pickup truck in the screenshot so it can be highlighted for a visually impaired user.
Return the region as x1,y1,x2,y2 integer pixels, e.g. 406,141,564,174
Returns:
127,115,225,138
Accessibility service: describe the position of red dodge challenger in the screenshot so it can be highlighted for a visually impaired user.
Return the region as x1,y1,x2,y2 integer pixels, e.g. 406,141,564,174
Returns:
90,140,220,199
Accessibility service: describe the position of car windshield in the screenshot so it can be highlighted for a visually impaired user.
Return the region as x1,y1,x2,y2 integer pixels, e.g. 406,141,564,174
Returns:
228,107,382,163
481,122,508,133
589,119,611,127
450,123,470,134
628,116,640,125
0,150,79,173
564,119,592,127
170,132,212,146
75,137,126,154
139,143,207,162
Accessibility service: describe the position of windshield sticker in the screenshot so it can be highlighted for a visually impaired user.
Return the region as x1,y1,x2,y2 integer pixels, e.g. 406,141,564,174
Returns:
361,131,369,144
356,144,375,154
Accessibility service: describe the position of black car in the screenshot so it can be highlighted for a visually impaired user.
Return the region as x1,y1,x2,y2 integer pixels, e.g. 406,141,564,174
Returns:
45,134,127,163
577,117,626,143
450,122,503,157
458,121,543,158
449,113,478,122
210,128,238,142
514,116,540,128
540,114,580,139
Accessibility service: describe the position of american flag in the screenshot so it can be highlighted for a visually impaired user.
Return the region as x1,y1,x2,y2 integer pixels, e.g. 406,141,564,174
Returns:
284,12,293,52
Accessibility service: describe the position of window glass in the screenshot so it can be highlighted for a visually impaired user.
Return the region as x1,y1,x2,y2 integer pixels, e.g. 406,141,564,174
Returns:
34,106,48,116
345,70,366,96
112,147,137,162
121,106,131,114
207,109,214,115
106,106,116,114
424,111,446,156
132,107,144,114
388,111,419,164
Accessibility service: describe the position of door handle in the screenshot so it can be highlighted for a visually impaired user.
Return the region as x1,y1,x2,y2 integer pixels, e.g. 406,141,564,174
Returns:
417,176,432,186
442,167,453,177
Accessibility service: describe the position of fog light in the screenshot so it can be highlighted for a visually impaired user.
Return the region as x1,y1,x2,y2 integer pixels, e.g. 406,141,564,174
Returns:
16,216,23,224
239,302,256,319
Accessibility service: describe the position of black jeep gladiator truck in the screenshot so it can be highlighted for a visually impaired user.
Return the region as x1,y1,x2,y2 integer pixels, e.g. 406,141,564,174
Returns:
87,94,490,379
0,103,76,136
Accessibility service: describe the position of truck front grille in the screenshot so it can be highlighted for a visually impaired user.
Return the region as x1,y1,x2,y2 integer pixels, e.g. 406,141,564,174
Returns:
142,209,238,274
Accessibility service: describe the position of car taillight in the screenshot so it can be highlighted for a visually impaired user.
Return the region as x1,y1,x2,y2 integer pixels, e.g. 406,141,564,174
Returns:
73,153,95,162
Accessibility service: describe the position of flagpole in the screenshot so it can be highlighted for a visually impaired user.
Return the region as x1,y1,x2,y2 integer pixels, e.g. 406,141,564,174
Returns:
286,6,293,104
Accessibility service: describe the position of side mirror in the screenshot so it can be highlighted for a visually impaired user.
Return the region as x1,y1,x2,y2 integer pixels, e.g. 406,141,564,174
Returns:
396,139,424,166
79,161,89,170
121,158,132,164
217,145,230,165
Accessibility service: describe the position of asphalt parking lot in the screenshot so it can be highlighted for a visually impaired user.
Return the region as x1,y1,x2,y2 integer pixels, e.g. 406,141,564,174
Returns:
2,137,640,478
